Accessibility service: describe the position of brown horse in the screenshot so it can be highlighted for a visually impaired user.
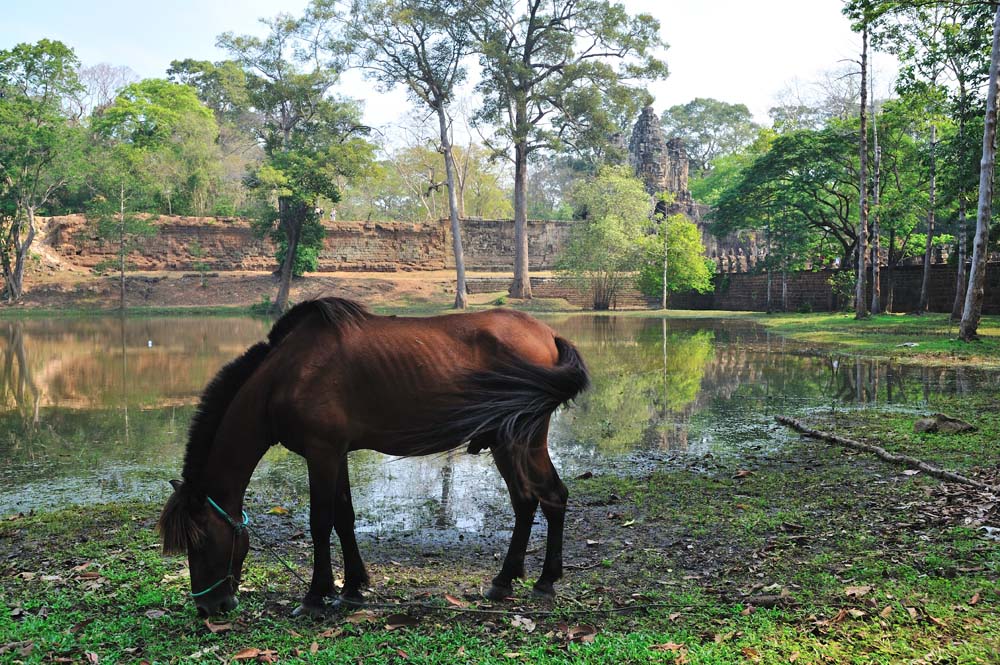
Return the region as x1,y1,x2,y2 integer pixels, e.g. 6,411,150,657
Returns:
158,298,589,616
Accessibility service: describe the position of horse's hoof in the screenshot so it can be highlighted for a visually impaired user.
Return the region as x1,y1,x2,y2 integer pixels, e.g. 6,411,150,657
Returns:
331,594,365,610
532,582,556,600
484,585,514,601
292,602,327,619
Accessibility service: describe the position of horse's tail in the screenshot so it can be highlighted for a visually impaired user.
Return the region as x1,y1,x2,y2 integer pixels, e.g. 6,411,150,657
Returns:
402,336,590,456
467,336,590,450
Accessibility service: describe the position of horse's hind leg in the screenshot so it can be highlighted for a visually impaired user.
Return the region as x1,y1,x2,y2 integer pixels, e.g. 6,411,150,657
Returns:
332,457,369,604
487,441,539,601
531,448,568,598
489,423,568,600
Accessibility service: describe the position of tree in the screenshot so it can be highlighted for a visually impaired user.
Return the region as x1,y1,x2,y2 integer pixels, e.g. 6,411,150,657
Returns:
660,98,760,176
469,0,667,298
349,0,475,308
960,3,1000,342
851,8,871,320
0,40,84,303
713,127,862,269
217,6,374,313
87,145,158,310
65,63,137,121
558,166,650,309
93,79,223,215
637,213,714,309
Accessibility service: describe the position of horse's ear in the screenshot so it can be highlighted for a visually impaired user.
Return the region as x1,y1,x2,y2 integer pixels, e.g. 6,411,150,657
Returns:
169,479,183,491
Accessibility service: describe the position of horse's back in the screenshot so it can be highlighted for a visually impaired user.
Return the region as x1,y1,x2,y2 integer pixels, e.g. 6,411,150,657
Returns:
261,306,564,452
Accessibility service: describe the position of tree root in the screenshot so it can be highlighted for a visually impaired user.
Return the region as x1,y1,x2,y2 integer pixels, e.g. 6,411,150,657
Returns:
775,416,998,493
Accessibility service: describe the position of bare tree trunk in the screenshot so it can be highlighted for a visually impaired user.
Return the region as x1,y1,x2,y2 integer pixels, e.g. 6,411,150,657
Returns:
782,270,788,312
661,221,668,309
951,194,968,320
3,208,38,304
510,137,531,299
951,87,970,321
437,106,468,309
960,4,1000,342
886,228,896,312
272,197,301,315
855,23,870,320
870,94,882,314
918,123,937,314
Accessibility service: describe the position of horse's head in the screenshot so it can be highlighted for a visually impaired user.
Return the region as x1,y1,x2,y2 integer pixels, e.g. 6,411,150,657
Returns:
158,480,248,616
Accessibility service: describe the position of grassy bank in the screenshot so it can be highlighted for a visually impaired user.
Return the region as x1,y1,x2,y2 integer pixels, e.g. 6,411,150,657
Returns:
3,414,998,663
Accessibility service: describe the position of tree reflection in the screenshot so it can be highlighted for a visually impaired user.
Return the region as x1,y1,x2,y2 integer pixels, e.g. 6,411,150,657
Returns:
560,317,714,452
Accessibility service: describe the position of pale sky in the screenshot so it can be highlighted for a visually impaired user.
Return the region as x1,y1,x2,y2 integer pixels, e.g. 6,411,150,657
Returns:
1,0,896,128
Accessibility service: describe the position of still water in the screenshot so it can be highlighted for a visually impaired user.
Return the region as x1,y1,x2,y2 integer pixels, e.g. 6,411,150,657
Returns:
1,315,996,533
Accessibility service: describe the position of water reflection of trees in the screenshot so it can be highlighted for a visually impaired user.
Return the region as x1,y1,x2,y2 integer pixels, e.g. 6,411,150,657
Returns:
0,323,40,420
548,316,1000,456
0,317,268,410
555,317,715,453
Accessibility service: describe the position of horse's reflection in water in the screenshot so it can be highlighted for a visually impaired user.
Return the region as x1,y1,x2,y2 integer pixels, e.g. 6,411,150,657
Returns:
158,298,589,617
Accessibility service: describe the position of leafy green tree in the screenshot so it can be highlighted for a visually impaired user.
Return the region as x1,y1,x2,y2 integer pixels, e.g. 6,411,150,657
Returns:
660,98,761,176
469,0,667,298
167,58,264,215
86,144,158,310
714,126,862,266
217,6,374,312
638,213,714,308
93,79,222,215
0,39,85,302
558,166,650,310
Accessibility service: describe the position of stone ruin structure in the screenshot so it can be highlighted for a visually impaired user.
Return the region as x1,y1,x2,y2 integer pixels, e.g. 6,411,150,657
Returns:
627,105,761,273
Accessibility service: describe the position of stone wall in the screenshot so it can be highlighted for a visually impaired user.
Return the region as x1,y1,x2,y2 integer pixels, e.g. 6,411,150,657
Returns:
43,215,573,273
672,264,1000,314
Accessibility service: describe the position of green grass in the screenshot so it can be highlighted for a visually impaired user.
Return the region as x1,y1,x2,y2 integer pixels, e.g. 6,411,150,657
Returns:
3,430,998,663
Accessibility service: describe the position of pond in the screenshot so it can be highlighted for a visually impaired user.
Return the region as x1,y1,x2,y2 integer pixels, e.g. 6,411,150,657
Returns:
1,314,997,535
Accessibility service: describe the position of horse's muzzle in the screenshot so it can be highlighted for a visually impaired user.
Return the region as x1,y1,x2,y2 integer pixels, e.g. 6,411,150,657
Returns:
195,593,239,617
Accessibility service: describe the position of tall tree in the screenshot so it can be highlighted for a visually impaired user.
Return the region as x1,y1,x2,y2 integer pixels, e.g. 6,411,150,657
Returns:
349,0,474,308
855,17,870,320
0,40,84,303
217,6,373,313
960,3,1000,342
469,0,666,298
660,98,760,176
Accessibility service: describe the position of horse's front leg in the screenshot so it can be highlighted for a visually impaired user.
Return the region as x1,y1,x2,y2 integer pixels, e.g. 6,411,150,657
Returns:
292,455,340,618
332,457,369,605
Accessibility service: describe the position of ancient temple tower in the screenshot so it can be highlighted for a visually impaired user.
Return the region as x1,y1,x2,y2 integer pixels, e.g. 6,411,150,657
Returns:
628,106,692,205
627,105,760,273
628,106,668,195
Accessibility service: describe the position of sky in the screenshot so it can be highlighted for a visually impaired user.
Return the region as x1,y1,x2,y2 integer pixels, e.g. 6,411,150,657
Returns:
1,0,897,130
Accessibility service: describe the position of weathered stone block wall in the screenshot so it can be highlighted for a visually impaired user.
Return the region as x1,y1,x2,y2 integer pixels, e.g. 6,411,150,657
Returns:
45,215,574,273
454,219,574,271
672,264,1000,314
47,215,276,271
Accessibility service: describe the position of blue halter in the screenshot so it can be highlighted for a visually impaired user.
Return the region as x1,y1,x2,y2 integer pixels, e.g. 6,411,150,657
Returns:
190,497,249,599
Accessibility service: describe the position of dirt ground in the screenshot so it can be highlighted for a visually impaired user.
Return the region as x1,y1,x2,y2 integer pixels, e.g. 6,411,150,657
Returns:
10,269,540,311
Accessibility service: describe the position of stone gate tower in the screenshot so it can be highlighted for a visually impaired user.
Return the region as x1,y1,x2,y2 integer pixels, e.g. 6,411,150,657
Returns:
627,105,761,273
628,106,693,207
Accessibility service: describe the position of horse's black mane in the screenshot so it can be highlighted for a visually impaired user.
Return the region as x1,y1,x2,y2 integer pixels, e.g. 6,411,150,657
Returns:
179,297,369,487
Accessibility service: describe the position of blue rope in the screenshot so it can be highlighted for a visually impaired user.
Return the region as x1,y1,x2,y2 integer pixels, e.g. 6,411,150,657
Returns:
190,496,249,599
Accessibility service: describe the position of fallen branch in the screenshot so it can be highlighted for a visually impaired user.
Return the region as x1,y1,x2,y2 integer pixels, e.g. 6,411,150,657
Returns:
775,416,998,492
